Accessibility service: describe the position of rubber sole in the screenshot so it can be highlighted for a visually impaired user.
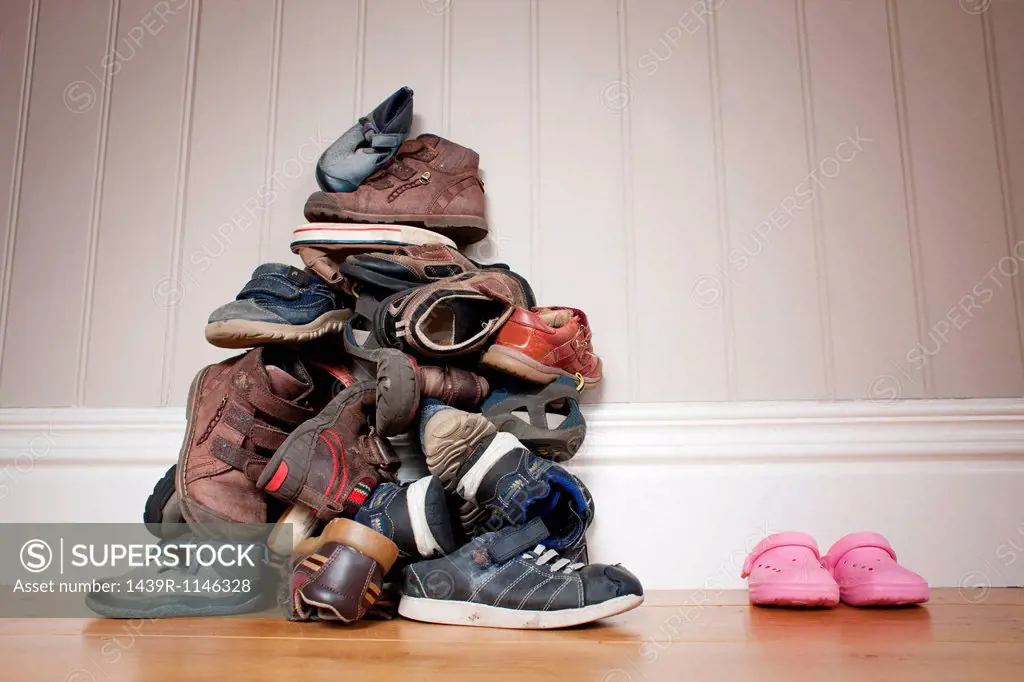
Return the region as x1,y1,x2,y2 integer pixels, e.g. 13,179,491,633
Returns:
480,345,601,388
290,222,457,249
405,476,444,558
375,349,420,437
840,583,929,607
303,195,488,247
422,410,496,491
749,583,840,608
397,593,644,629
268,505,320,557
85,592,270,620
204,309,351,349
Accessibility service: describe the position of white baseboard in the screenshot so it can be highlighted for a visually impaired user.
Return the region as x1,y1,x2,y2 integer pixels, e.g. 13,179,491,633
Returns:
2,399,1023,591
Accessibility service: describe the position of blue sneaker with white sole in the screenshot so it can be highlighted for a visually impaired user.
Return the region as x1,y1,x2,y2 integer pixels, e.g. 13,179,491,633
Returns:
419,402,593,553
205,263,348,349
354,476,457,561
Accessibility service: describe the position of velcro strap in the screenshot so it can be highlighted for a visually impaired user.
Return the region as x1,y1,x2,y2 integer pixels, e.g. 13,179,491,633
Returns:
354,289,383,320
249,423,288,452
238,277,301,301
369,133,403,149
488,518,550,564
244,384,310,425
211,436,270,483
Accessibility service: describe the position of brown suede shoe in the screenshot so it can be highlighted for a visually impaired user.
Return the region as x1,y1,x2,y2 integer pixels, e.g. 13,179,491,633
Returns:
175,347,331,531
257,381,400,520
304,134,488,246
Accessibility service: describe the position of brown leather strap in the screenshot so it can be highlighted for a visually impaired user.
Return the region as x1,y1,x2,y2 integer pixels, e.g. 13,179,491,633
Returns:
211,436,270,483
243,383,312,425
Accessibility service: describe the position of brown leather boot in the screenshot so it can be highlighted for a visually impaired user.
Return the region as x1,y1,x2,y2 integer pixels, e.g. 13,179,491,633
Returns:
175,347,331,531
287,518,399,622
304,134,488,247
375,348,490,436
257,381,400,520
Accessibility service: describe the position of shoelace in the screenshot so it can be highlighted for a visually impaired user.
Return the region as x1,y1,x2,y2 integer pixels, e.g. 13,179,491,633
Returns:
522,545,585,574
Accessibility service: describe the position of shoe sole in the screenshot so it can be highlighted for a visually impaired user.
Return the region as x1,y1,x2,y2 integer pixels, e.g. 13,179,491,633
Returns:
85,592,270,619
268,505,320,557
480,345,601,388
406,476,445,558
290,222,457,250
423,411,496,491
749,582,840,608
303,195,488,247
840,583,929,607
397,593,644,629
204,309,351,349
375,350,420,437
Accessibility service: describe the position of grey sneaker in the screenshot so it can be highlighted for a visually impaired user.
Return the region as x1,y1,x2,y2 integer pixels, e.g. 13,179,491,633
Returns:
398,518,643,629
85,537,272,619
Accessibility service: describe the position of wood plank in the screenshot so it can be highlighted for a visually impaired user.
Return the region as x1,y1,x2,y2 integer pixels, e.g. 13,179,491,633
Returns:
84,0,196,407
715,0,828,400
168,0,277,404
626,0,729,401
803,0,923,400
448,0,533,277
0,0,112,406
894,0,1024,397
1,595,1023,682
262,0,359,263
0,0,35,381
537,0,629,402
361,0,444,130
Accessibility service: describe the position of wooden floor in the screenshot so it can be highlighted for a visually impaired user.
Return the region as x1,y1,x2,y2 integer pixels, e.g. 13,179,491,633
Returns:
1,588,1021,682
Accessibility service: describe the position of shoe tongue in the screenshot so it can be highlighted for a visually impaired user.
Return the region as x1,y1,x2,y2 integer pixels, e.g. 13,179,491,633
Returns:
265,365,308,399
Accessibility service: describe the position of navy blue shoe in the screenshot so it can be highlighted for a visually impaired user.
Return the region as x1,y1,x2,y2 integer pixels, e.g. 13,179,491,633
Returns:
205,263,349,349
354,476,456,560
419,404,593,553
481,375,586,462
316,87,414,193
398,518,643,629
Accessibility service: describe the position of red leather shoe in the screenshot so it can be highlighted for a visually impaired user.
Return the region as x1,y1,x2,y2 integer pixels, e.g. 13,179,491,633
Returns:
480,307,601,388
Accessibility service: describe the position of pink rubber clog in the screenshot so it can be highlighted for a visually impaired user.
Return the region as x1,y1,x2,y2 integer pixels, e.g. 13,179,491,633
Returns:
741,532,840,607
821,532,929,606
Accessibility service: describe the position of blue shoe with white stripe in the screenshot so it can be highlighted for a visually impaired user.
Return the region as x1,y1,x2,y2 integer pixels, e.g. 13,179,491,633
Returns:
419,402,593,553
354,476,456,560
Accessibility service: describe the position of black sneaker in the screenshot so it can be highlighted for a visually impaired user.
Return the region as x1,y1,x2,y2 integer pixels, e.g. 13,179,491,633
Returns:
420,402,593,552
398,518,643,629
354,476,457,560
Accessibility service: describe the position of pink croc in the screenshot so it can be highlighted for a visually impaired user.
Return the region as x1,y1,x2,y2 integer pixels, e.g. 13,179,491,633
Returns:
821,532,929,606
741,532,839,607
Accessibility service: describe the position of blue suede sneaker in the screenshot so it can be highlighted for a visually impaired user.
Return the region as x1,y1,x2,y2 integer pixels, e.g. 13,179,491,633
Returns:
354,476,457,561
205,263,349,349
316,86,414,193
419,403,593,553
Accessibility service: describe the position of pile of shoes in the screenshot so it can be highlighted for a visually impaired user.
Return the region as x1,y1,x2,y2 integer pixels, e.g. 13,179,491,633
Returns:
137,87,644,630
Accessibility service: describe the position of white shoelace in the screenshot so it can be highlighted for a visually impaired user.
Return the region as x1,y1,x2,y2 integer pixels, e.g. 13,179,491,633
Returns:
522,545,585,574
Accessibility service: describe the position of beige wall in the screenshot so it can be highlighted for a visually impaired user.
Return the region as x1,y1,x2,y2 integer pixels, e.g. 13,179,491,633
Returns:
0,0,1022,408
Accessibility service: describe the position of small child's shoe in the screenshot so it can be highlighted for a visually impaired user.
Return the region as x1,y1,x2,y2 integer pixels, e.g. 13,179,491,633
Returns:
821,532,929,606
741,532,840,607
